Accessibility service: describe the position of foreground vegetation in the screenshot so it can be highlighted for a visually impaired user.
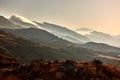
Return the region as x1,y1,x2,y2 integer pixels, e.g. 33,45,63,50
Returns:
0,55,120,80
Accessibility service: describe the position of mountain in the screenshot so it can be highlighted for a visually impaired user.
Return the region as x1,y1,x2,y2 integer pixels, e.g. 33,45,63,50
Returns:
0,30,120,79
0,16,22,29
0,15,120,68
1,28,120,68
86,31,120,47
0,29,75,63
0,29,101,64
3,28,72,47
75,28,93,35
1,28,99,62
0,15,72,47
81,42,120,53
76,28,93,32
75,28,120,47
34,22,91,43
9,14,89,44
10,14,42,29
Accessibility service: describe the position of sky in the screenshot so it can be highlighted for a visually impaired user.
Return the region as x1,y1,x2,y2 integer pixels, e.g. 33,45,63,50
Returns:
0,0,120,35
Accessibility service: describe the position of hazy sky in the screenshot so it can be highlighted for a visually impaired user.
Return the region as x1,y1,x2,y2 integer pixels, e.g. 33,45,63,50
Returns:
0,0,120,35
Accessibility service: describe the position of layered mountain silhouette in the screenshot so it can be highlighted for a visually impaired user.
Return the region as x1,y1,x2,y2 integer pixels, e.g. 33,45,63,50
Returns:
81,42,120,53
9,15,92,44
0,29,73,63
0,15,72,47
34,22,91,43
76,28,93,31
10,14,42,29
86,31,120,47
0,15,120,68
10,14,91,43
0,29,96,62
3,28,72,47
75,28,93,35
0,16,22,29
0,29,120,68
75,28,120,47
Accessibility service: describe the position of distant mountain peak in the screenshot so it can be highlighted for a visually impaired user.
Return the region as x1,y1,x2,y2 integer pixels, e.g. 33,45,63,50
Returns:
75,28,93,35
42,22,68,29
0,15,22,29
0,15,6,18
0,15,10,23
10,14,43,29
76,28,93,31
35,21,91,43
11,14,38,26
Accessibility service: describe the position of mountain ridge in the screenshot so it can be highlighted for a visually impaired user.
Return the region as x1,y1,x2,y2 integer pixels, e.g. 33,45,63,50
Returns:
0,16,22,29
81,42,120,53
3,28,72,47
10,14,43,29
35,21,91,43
0,15,120,68
75,28,120,47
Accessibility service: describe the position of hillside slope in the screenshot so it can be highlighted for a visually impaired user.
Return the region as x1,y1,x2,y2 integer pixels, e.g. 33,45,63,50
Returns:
0,29,73,63
3,28,72,47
